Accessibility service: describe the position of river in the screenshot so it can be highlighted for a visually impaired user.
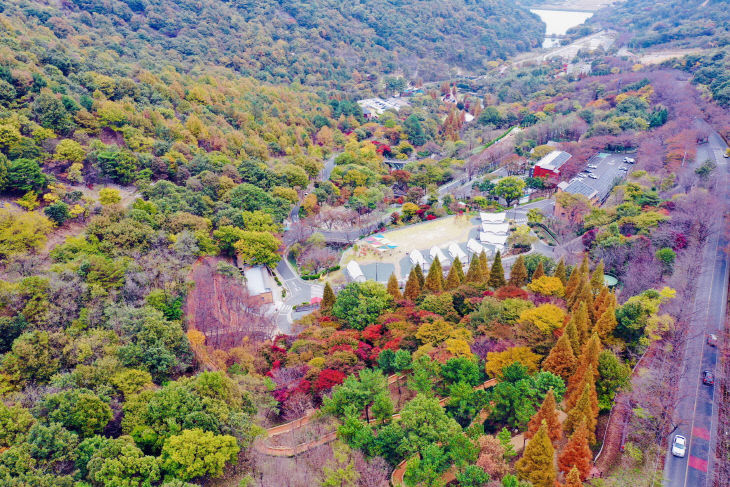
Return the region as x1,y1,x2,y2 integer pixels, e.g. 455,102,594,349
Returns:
530,8,594,48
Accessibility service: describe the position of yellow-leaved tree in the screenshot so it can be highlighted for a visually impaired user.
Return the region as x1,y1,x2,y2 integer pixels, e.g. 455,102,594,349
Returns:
485,346,541,377
519,304,566,334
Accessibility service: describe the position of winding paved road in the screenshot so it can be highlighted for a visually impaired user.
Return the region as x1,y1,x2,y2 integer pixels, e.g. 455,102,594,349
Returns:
663,130,729,487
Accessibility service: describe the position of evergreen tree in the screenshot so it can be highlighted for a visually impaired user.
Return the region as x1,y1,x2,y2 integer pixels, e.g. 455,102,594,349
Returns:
532,260,545,281
595,305,617,341
414,264,425,288
404,268,421,301
542,333,577,381
564,266,580,303
565,368,598,428
563,383,597,444
453,257,465,282
571,301,591,347
445,264,461,290
515,421,556,487
562,467,583,487
564,316,580,356
465,256,483,283
566,335,601,412
570,277,594,324
509,255,528,287
558,421,592,480
593,286,609,317
478,251,490,283
526,390,562,444
387,273,402,300
425,256,444,293
554,258,567,286
321,282,335,314
487,251,506,288
578,255,590,277
590,260,605,294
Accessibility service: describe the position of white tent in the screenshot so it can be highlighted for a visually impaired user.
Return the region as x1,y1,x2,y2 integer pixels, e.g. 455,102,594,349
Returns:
481,222,510,235
409,249,427,269
479,233,509,251
429,246,450,266
480,212,506,223
447,242,468,263
467,238,485,256
346,260,366,283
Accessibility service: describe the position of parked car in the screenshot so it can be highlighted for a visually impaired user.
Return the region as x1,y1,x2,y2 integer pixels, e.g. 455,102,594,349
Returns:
623,157,635,164
588,173,598,179
702,370,714,385
587,164,598,169
619,167,628,171
672,435,686,457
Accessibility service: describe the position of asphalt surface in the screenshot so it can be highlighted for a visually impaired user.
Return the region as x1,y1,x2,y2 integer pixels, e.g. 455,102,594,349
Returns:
571,152,630,201
663,131,729,487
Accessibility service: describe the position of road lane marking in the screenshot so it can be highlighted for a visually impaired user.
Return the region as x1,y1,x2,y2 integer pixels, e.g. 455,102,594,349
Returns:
688,456,708,472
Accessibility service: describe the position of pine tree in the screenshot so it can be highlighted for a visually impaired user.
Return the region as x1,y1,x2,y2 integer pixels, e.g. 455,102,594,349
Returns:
590,260,605,294
526,390,562,444
562,467,583,487
566,334,601,410
404,268,421,301
509,255,528,287
478,250,490,283
445,264,461,290
532,260,545,281
595,305,617,341
414,264,425,288
321,282,335,314
578,255,590,277
465,257,483,283
387,273,402,300
515,421,556,487
564,316,580,357
593,286,609,317
565,368,598,423
564,383,597,444
453,256,465,282
558,421,592,480
565,266,580,303
542,333,577,381
570,277,595,324
488,251,506,288
570,301,591,347
425,256,444,293
554,258,567,286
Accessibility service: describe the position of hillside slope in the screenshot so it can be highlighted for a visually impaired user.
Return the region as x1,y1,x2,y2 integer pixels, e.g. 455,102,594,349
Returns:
2,0,544,89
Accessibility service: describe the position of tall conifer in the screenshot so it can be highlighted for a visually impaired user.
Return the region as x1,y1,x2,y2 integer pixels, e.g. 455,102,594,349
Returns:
516,421,556,487
542,333,577,381
532,260,545,281
558,421,592,480
509,255,528,287
321,282,335,314
564,383,597,444
387,273,402,300
478,250,490,283
554,258,567,286
526,390,562,444
414,264,425,288
488,251,506,288
453,256,465,281
465,257,483,283
590,260,605,294
425,256,444,293
565,266,580,303
404,268,421,301
445,264,461,290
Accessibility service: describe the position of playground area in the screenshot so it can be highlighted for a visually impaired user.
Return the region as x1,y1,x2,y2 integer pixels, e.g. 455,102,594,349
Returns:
339,213,480,282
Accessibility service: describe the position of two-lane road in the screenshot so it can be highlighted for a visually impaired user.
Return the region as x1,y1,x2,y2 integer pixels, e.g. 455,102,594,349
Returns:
664,131,729,487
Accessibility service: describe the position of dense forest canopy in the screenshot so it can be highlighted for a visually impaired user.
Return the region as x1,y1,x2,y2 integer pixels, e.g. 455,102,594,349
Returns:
587,0,730,49
1,0,544,90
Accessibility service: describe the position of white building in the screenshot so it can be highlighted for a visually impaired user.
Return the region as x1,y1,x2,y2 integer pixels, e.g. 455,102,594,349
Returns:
481,222,510,235
447,243,468,264
357,97,410,118
480,212,506,223
467,238,486,256
346,260,366,283
429,246,450,266
479,233,509,251
409,249,428,269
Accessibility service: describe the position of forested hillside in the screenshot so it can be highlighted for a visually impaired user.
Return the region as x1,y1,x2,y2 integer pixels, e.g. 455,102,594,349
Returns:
1,0,544,89
587,0,730,49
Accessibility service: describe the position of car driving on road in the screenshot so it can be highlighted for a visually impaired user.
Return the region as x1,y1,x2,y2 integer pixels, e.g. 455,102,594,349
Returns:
703,370,715,385
672,435,686,457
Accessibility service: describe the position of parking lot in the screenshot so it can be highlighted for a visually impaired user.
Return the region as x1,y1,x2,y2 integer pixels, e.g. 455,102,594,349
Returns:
570,153,631,201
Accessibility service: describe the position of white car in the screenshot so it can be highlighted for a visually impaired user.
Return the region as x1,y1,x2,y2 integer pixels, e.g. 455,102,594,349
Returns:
588,173,598,179
624,157,635,164
672,435,686,457
587,164,598,169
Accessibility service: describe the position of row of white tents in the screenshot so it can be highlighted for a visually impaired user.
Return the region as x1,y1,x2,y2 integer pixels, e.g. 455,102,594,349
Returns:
408,238,488,271
479,212,508,251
